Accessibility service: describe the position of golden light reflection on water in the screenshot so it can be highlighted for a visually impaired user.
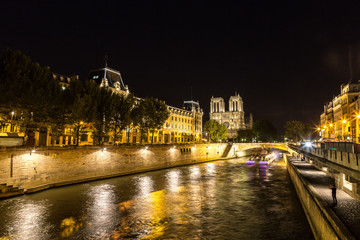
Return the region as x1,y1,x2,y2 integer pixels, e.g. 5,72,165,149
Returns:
108,163,221,239
60,217,83,238
0,236,11,240
108,165,218,240
111,185,192,239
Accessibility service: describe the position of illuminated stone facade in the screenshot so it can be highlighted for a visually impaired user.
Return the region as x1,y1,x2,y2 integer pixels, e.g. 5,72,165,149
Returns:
89,67,203,144
320,82,360,142
210,94,252,139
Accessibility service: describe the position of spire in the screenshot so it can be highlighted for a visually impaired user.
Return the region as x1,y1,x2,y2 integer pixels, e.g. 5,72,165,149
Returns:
104,55,108,68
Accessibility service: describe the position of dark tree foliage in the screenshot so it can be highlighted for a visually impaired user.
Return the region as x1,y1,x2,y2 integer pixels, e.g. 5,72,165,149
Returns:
203,120,228,142
111,93,135,143
236,129,254,142
132,97,170,144
0,48,62,146
0,49,173,146
252,120,277,142
284,120,317,141
88,81,113,146
64,78,96,146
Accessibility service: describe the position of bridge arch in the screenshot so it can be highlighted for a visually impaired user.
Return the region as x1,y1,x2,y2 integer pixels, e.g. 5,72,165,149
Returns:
233,143,289,154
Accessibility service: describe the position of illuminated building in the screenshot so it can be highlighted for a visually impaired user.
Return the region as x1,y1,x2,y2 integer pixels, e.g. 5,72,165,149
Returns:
210,94,253,139
88,67,129,95
88,66,203,144
1,65,203,146
320,82,360,142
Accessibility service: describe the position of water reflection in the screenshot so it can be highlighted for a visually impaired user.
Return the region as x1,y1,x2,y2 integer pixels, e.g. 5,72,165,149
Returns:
85,184,118,239
60,217,83,238
0,158,314,240
165,169,181,192
136,176,154,199
7,200,52,240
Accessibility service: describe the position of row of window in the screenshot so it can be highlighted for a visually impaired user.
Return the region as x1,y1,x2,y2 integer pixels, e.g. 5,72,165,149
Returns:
171,116,193,124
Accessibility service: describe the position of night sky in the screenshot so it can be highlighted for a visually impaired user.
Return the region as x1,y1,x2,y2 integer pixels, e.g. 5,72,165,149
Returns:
2,0,360,134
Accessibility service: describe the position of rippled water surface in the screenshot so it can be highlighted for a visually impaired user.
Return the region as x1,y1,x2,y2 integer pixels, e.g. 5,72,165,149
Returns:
0,158,314,239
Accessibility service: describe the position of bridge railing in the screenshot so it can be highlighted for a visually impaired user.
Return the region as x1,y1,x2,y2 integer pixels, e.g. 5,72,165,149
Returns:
289,143,360,172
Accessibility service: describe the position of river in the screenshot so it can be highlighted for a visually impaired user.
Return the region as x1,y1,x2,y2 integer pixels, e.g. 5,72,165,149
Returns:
0,157,314,239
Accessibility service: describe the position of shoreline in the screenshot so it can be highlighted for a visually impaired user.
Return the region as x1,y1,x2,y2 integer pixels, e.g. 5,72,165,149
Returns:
1,156,237,199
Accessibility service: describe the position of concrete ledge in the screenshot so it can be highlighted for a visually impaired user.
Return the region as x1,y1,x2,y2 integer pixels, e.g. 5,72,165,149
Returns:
0,188,25,199
3,156,235,198
287,160,356,240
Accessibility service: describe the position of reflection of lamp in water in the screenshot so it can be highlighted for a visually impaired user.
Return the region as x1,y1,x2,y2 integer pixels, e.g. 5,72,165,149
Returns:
166,170,180,192
138,176,154,197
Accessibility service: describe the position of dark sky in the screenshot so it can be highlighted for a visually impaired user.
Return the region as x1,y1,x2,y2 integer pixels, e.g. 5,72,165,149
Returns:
2,0,360,134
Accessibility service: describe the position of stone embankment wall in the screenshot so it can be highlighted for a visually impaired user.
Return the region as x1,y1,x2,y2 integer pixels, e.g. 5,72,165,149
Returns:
286,159,351,240
0,144,233,191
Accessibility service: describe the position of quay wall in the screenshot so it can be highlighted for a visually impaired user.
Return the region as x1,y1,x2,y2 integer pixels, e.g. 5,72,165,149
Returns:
286,158,354,240
0,143,234,191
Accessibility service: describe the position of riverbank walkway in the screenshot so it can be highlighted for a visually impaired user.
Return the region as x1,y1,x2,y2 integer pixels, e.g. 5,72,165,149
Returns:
290,157,360,239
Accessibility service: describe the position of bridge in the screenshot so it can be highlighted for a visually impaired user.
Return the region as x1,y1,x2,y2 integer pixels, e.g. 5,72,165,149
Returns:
232,142,289,155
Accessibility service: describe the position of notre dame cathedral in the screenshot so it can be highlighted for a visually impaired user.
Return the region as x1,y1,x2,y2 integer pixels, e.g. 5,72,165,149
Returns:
210,94,253,139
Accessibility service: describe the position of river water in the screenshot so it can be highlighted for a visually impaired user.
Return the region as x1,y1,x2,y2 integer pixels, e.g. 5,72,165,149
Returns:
0,157,314,240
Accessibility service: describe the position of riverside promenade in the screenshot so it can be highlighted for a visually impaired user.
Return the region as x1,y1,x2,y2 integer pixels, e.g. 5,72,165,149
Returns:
290,158,360,239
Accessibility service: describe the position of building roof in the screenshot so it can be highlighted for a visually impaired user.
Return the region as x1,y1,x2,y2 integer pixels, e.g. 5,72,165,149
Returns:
183,100,201,112
88,67,126,90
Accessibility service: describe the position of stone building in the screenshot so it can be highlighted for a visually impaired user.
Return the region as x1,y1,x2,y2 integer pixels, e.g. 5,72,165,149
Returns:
88,66,203,144
320,81,360,142
210,94,253,139
89,67,129,95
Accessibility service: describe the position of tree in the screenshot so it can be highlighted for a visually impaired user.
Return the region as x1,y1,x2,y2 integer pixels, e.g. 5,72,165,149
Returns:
284,120,317,141
203,120,228,142
147,98,170,144
236,129,254,142
88,81,114,145
252,120,277,142
132,97,170,144
131,101,147,143
284,120,305,142
0,48,63,146
63,78,96,146
111,93,135,144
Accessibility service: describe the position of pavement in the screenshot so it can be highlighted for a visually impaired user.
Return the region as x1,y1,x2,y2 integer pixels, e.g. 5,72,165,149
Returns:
290,158,360,239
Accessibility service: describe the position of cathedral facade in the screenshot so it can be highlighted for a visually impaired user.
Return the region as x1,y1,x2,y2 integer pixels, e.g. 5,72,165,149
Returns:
210,94,253,139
